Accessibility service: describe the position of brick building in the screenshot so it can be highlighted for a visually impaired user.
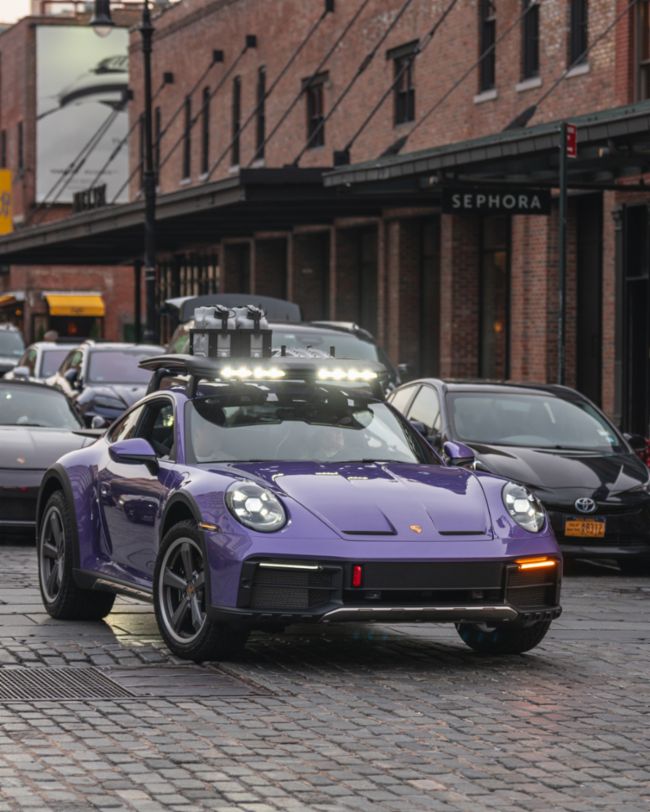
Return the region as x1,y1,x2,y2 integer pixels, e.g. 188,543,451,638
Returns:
1,0,650,434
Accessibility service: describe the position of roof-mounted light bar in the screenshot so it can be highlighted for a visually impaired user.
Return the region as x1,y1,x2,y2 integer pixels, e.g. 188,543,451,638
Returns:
221,365,286,380
317,367,378,382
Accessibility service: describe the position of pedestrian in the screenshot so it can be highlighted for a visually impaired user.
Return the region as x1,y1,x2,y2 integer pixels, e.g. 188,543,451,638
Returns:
43,329,58,341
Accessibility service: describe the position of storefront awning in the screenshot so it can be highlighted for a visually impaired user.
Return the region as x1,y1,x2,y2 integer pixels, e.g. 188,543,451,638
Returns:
44,292,105,317
0,292,25,307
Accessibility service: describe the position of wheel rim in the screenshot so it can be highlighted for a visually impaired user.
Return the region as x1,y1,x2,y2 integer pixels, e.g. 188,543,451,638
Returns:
158,537,207,644
39,506,65,602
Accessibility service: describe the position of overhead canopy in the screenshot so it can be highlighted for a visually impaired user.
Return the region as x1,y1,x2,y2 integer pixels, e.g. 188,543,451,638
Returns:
0,292,25,307
324,100,650,193
44,292,105,317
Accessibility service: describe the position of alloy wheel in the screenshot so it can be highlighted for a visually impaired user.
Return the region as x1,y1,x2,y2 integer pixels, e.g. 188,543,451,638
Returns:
39,506,65,603
158,537,207,644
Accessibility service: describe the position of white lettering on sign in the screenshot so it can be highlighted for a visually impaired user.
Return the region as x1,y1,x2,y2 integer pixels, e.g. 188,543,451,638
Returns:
448,191,546,211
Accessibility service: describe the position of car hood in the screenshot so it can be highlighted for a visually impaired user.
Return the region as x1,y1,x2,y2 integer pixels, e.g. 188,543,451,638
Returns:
0,426,89,469
222,461,493,537
87,383,148,407
469,442,649,495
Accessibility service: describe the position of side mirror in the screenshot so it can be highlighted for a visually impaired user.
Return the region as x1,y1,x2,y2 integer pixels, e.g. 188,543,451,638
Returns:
109,438,158,469
12,366,30,380
443,440,475,467
91,415,109,429
624,432,647,452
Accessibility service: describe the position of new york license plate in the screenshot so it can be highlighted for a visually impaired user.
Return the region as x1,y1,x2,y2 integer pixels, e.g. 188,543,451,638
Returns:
564,517,606,538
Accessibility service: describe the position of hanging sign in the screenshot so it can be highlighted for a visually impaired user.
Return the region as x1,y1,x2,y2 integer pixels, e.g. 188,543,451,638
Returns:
442,187,551,215
566,123,578,159
0,170,12,235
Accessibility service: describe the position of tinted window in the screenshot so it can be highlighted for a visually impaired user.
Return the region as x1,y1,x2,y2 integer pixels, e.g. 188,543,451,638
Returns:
0,384,82,429
186,385,434,465
109,405,145,443
448,392,624,453
408,386,441,433
88,351,153,384
138,400,175,459
389,385,418,414
272,329,378,362
40,349,72,377
0,330,24,358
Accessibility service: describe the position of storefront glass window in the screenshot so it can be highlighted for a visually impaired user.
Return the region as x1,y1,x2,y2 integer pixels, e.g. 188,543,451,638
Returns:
480,217,510,379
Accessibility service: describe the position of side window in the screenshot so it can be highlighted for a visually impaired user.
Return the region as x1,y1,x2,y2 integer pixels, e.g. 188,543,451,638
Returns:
109,405,146,443
59,351,75,374
137,400,175,460
407,386,441,434
389,385,418,415
26,349,37,374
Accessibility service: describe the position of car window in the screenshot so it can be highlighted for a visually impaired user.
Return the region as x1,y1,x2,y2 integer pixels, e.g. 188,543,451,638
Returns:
407,386,441,433
389,385,418,415
137,400,175,460
40,349,72,378
0,330,25,358
88,351,153,384
0,383,82,429
271,329,379,362
109,405,146,443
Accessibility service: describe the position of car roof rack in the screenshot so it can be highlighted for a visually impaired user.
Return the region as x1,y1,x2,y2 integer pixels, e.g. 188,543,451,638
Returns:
140,354,385,398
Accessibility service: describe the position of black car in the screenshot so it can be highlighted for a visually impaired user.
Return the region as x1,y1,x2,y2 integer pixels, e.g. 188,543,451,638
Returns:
0,324,25,377
388,379,650,569
0,379,91,533
48,341,164,426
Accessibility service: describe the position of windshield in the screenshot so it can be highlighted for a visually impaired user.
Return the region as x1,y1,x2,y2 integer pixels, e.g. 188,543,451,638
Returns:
0,330,25,358
41,348,72,377
186,385,433,464
272,329,379,362
448,392,624,453
88,351,153,384
0,384,82,429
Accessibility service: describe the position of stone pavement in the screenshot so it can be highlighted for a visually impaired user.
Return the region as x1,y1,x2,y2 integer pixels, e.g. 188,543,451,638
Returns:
0,541,648,811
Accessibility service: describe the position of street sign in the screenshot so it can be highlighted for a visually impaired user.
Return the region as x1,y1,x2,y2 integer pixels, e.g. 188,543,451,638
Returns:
442,187,551,215
566,123,578,158
0,170,12,235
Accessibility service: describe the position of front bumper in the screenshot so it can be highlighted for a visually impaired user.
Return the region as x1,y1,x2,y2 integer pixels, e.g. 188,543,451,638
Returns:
208,557,562,628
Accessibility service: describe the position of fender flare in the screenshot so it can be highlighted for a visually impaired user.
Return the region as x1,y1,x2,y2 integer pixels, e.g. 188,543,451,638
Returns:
36,464,81,571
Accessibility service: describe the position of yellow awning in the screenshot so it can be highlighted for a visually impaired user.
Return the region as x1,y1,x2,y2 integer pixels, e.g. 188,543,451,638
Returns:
0,294,16,307
45,293,105,317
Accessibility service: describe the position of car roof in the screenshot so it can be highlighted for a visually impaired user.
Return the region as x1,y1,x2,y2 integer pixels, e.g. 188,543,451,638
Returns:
84,343,164,353
28,341,80,350
406,378,586,400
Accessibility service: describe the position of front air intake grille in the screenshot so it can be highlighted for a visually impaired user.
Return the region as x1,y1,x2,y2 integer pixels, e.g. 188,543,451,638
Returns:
506,568,559,610
246,566,339,612
0,495,37,522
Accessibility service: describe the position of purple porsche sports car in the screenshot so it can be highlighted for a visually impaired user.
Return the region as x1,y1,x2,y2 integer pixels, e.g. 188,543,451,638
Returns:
36,348,562,661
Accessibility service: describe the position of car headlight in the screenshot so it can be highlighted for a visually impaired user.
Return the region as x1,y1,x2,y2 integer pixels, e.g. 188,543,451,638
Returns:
226,481,287,532
502,481,545,533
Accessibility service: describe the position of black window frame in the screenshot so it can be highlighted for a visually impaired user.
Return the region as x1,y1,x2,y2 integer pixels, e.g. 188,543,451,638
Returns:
255,66,266,162
231,76,241,166
303,72,328,149
182,95,192,180
387,41,418,126
568,0,588,67
201,87,210,175
478,0,496,92
521,0,540,80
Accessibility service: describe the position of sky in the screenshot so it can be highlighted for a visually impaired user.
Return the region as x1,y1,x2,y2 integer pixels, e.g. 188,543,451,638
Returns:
1,0,31,24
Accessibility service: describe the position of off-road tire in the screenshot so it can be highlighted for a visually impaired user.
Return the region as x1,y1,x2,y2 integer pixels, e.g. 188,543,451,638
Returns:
153,520,249,661
38,491,115,620
456,619,551,655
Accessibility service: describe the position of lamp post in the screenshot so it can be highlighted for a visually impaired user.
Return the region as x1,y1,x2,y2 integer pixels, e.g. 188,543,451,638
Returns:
91,0,158,344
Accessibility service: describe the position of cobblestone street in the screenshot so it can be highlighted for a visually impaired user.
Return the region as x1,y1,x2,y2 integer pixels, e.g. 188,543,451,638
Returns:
0,541,648,811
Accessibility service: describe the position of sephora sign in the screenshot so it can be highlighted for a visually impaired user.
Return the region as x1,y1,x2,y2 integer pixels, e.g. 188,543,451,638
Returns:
442,188,551,215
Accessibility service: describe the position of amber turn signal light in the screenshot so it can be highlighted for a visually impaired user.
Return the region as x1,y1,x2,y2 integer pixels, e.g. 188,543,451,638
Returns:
515,557,557,572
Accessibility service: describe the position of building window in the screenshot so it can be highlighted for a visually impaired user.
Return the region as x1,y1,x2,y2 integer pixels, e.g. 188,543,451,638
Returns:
387,42,417,125
636,0,650,99
478,0,496,91
231,76,241,166
182,96,191,179
303,72,327,149
521,0,540,80
154,106,161,178
480,217,510,379
0,131,6,168
201,87,210,175
17,121,23,172
255,66,266,162
568,0,588,67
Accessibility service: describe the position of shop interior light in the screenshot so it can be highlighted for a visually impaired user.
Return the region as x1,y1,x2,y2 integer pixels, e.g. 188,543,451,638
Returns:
515,557,557,571
317,368,378,382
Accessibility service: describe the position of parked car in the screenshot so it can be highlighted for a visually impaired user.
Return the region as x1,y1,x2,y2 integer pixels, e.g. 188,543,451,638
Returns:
166,296,401,392
0,379,92,534
36,353,561,661
0,324,25,377
388,379,650,570
48,341,164,426
5,340,81,382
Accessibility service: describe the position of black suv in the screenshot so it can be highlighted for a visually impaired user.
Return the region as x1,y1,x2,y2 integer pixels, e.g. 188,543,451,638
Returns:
48,341,164,426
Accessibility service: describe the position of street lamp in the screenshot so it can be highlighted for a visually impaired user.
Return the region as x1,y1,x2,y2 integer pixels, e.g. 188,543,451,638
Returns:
91,0,159,345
